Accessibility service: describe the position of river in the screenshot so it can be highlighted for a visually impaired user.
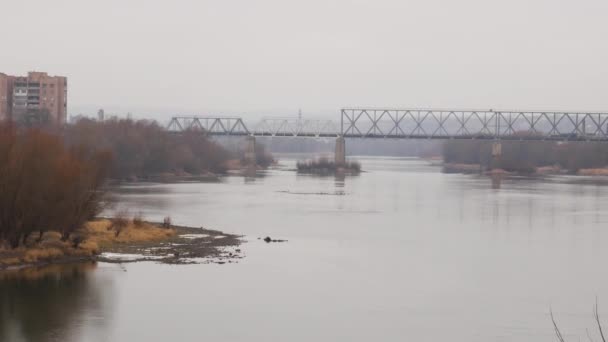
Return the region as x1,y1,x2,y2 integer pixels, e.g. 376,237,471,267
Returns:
2,157,608,342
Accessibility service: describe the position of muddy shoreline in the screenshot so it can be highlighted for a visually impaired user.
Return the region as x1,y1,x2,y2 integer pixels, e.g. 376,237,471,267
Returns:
0,224,243,272
97,224,243,265
442,162,608,176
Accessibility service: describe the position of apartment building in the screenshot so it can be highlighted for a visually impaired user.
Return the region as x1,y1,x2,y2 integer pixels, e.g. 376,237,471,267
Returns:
0,71,67,124
0,73,12,121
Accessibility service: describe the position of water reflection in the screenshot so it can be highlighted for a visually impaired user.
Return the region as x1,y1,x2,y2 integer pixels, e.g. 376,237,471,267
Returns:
243,167,271,183
491,174,502,189
242,165,258,183
334,172,345,188
0,263,112,342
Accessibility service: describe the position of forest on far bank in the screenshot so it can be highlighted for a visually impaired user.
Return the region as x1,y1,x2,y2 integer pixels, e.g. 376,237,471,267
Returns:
443,137,608,173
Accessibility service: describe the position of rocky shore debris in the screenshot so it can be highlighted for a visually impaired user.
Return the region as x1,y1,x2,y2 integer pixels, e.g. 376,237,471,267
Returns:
94,224,244,265
262,236,288,243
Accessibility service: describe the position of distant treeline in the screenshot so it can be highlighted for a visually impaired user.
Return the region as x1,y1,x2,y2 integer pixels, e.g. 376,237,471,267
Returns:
65,118,273,180
443,138,608,173
64,118,231,180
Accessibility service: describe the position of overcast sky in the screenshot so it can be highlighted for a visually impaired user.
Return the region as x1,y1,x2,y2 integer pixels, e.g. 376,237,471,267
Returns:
2,0,607,121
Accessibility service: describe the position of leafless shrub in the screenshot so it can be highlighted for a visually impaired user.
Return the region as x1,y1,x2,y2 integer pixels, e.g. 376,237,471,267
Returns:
110,210,129,237
133,212,145,227
162,216,172,229
0,124,111,248
551,299,606,342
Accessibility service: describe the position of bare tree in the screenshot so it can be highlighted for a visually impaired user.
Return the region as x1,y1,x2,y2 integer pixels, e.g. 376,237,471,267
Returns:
0,125,111,248
551,301,606,342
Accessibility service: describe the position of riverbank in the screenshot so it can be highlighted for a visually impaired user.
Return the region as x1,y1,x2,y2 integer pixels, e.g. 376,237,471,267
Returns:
116,172,221,183
442,162,608,176
0,219,242,270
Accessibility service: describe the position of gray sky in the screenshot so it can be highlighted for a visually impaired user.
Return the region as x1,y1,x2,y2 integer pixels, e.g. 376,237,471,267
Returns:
2,0,607,121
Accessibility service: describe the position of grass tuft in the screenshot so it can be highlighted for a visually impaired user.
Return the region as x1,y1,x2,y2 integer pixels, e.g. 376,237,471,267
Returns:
0,219,176,267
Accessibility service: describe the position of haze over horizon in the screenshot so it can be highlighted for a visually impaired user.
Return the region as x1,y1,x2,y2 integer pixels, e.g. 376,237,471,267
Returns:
2,0,608,121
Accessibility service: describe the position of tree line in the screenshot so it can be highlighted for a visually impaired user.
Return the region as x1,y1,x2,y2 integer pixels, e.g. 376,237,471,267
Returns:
443,137,608,173
64,118,233,180
0,118,273,249
65,118,274,179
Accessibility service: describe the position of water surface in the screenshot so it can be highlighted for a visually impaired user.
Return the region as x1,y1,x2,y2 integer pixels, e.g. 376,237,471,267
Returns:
4,157,608,342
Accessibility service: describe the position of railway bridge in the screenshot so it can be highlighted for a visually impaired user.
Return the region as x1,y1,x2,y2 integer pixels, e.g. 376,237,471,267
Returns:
167,108,608,165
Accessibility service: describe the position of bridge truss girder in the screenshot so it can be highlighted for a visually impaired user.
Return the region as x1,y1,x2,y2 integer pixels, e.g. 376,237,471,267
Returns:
167,108,608,142
253,117,339,137
167,117,250,135
341,108,608,141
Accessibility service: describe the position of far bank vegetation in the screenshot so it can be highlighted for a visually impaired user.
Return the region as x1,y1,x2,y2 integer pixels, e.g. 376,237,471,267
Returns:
443,136,608,175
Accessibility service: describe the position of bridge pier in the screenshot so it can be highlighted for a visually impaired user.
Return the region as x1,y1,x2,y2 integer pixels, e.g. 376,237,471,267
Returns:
490,141,502,170
335,136,346,166
244,136,256,168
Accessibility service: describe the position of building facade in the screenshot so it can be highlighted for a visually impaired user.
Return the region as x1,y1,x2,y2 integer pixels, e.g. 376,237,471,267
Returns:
0,73,12,121
0,71,67,124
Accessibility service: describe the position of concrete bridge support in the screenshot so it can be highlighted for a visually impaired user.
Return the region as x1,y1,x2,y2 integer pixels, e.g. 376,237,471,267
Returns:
244,136,256,168
490,141,502,170
335,136,346,166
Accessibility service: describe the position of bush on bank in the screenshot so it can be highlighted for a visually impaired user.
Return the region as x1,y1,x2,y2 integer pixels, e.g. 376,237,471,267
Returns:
0,124,110,248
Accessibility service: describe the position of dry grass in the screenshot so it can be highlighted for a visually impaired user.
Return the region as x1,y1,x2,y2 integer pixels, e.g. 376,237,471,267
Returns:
23,248,64,263
77,240,100,254
536,165,562,174
84,219,175,246
223,159,242,170
0,219,175,268
578,168,608,176
485,168,511,175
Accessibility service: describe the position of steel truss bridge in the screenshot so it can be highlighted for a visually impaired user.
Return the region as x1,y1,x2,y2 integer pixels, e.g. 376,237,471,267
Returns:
167,116,339,137
167,108,608,141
